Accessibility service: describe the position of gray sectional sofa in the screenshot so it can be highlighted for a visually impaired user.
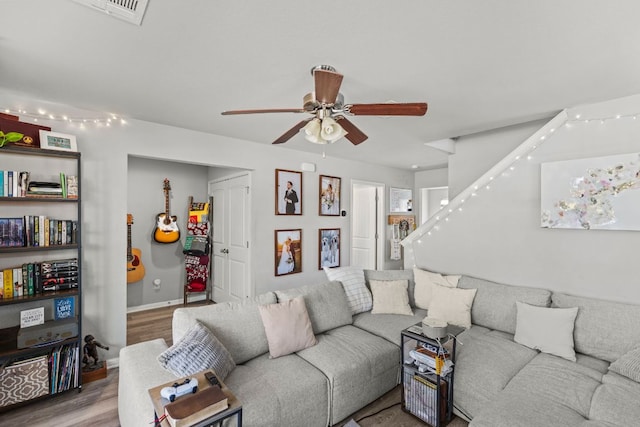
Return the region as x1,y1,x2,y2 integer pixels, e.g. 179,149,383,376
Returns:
118,270,640,427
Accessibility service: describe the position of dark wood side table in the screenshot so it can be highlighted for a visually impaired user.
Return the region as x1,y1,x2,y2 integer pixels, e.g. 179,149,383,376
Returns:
148,370,242,427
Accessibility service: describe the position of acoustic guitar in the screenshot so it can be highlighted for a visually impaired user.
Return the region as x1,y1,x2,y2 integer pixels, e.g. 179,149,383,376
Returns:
126,214,146,283
153,178,180,244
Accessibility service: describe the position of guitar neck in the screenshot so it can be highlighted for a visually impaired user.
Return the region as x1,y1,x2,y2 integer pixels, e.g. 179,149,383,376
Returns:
127,224,133,258
164,189,172,224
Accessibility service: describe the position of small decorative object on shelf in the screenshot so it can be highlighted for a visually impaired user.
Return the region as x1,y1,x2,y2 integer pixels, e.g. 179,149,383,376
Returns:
82,334,109,370
0,131,24,148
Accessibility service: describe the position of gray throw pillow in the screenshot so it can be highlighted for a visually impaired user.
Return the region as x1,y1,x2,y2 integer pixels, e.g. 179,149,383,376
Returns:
609,345,640,383
157,320,235,380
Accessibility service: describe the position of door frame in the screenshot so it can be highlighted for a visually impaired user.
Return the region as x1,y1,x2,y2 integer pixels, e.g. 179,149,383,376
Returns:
209,171,254,300
350,179,386,270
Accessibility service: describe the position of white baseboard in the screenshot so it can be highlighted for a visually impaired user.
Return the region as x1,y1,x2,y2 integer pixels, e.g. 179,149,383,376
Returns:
127,294,207,313
107,357,119,369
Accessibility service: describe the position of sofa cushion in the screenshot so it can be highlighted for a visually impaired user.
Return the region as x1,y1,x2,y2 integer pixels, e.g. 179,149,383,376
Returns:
353,308,428,346
157,320,235,379
275,281,352,334
589,372,640,427
454,328,538,420
552,292,640,362
172,292,277,364
296,325,400,425
428,284,477,328
364,269,416,307
258,296,317,358
608,345,640,383
514,301,578,361
370,279,413,316
413,267,459,310
469,352,603,427
323,266,372,314
458,275,551,334
224,353,329,427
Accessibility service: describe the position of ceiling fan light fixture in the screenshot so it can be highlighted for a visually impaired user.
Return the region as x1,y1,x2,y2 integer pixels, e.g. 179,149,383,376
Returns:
303,118,323,144
320,116,347,142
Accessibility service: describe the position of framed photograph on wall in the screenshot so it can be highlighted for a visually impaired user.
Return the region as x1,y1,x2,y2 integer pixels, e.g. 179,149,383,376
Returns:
319,175,341,216
275,229,302,276
275,169,302,215
39,130,78,152
318,228,340,269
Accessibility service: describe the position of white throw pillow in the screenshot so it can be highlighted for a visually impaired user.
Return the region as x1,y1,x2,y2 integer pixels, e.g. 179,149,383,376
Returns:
413,267,460,310
370,279,414,316
157,320,236,380
258,296,317,358
324,266,372,314
427,284,476,329
514,301,579,362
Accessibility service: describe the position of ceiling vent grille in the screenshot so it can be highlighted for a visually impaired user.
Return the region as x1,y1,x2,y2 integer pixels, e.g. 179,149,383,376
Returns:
72,0,150,26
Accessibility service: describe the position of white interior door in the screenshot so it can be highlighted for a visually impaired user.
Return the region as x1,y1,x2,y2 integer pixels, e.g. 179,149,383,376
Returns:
210,174,251,303
351,181,384,270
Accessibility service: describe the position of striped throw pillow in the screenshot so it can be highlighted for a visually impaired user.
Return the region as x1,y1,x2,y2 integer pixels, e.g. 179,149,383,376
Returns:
609,345,640,383
324,266,372,314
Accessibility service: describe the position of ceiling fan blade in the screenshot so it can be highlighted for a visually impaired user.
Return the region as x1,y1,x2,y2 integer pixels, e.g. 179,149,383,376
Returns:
335,116,368,145
347,102,428,116
314,69,344,105
222,108,306,115
273,119,312,144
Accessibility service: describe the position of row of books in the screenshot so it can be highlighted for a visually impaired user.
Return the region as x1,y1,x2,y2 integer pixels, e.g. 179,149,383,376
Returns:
1,258,79,298
0,170,28,197
403,369,448,425
50,343,80,394
0,217,77,248
0,170,77,199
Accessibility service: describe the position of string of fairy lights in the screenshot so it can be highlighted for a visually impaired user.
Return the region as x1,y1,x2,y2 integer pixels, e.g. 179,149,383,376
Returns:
403,108,640,248
2,107,127,128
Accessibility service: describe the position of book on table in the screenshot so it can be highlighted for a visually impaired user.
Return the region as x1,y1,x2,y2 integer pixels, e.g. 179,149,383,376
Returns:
163,384,228,427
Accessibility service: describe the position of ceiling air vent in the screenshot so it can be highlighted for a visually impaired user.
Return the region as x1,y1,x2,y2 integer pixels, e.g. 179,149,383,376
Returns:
72,0,150,26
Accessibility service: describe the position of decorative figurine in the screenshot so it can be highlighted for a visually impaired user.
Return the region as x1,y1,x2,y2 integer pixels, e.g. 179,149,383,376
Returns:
82,334,109,371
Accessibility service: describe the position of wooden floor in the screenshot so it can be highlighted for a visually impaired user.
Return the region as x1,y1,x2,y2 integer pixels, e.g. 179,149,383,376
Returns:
2,302,469,427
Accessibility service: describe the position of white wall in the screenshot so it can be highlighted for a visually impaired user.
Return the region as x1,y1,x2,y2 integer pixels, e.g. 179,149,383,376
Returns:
0,89,415,361
407,94,640,305
448,119,549,197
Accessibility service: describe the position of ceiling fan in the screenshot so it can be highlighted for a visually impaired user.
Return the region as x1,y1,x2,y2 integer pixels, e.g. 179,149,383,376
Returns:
221,65,428,146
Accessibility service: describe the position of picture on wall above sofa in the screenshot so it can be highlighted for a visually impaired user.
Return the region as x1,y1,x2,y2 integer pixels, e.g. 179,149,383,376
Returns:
541,152,640,230
319,228,340,269
275,229,302,276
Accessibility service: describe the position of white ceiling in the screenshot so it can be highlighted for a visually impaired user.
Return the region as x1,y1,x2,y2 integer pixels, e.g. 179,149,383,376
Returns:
3,1,640,170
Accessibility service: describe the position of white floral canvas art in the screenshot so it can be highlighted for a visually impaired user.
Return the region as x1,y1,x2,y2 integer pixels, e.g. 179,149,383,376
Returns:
541,152,640,230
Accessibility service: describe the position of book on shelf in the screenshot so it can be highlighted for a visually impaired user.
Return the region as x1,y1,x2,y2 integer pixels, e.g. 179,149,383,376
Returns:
66,175,78,199
0,217,25,247
3,268,12,298
404,370,448,425
27,181,62,197
163,385,229,427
